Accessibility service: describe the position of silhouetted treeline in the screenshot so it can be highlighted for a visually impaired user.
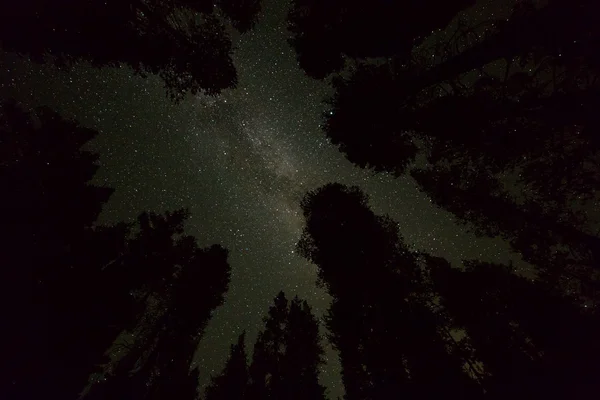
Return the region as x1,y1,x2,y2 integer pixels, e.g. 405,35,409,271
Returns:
85,238,231,400
205,291,327,400
3,0,600,399
0,0,262,101
0,101,231,400
426,256,600,399
2,100,121,400
297,183,600,400
287,0,475,79
298,183,481,400
288,0,600,301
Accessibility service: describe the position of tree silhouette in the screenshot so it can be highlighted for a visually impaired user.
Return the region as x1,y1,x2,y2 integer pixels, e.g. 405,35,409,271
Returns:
318,0,599,168
297,183,482,400
207,291,327,400
411,165,600,301
323,64,419,176
307,0,600,298
0,0,262,101
142,243,230,400
217,0,262,33
322,0,600,177
292,7,600,395
0,101,232,400
287,0,475,79
0,100,132,400
401,0,600,103
278,296,326,400
205,332,249,400
426,256,600,399
246,291,289,400
85,241,231,400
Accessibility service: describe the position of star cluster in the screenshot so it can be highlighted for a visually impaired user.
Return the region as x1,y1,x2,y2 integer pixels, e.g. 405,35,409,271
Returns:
0,0,518,397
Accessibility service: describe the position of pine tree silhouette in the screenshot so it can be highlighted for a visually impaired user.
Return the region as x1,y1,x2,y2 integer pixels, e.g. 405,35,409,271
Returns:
301,0,600,299
0,100,130,400
278,297,326,400
85,238,231,400
247,291,289,400
0,0,262,101
209,291,327,400
297,183,482,400
0,101,233,399
205,332,249,400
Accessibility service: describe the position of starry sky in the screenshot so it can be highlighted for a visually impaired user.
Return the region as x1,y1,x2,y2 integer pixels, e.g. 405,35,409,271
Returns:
0,0,518,398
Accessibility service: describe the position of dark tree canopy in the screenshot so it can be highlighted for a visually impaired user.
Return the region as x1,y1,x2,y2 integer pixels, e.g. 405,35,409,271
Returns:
0,100,113,252
0,100,126,400
287,0,475,79
324,66,419,176
298,182,600,399
217,0,262,33
0,101,231,400
298,183,481,400
206,291,327,400
247,291,327,400
85,240,231,400
427,256,600,399
317,0,599,169
411,165,600,301
322,0,600,176
281,296,327,400
0,0,262,101
305,0,600,299
205,332,249,400
4,0,600,398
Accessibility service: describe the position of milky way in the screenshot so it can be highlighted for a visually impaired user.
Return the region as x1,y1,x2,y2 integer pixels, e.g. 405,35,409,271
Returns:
0,0,519,397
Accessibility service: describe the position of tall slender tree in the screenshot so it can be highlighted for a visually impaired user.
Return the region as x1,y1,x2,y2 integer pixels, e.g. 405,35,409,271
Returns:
211,291,326,400
278,297,326,400
0,100,131,400
0,100,232,400
297,183,481,400
247,291,289,400
205,332,249,400
142,243,230,400
85,240,231,400
0,0,262,101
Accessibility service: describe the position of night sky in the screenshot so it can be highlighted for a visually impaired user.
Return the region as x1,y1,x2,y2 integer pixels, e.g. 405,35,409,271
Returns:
0,0,518,398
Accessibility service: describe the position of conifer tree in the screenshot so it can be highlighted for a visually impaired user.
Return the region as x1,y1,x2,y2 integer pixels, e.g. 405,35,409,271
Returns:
212,291,327,400
0,100,232,399
297,183,481,400
205,333,249,400
85,240,231,400
0,0,262,101
294,0,600,297
0,100,128,400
